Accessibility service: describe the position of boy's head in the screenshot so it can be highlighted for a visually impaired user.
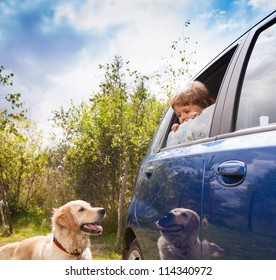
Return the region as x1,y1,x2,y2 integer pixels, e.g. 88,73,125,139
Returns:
170,81,214,124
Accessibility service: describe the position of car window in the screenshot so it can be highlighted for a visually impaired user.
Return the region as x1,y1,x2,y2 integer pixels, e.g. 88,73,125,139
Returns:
236,22,276,130
164,46,237,148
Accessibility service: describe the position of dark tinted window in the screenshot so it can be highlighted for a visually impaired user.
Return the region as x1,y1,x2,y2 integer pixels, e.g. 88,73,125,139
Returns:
236,23,276,130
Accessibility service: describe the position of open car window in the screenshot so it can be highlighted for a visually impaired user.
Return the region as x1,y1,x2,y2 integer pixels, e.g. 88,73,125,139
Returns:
166,104,215,147
161,45,238,150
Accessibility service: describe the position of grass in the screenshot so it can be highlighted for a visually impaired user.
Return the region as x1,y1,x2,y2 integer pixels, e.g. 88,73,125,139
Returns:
0,219,122,260
90,232,122,260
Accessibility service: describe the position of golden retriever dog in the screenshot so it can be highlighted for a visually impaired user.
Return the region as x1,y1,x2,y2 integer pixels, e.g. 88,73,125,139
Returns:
0,200,105,260
157,208,224,260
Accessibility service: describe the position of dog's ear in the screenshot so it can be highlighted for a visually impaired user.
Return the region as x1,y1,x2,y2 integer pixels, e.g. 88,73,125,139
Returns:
53,206,78,231
202,217,209,229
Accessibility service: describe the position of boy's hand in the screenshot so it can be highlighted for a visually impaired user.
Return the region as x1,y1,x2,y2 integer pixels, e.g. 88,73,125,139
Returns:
171,123,180,132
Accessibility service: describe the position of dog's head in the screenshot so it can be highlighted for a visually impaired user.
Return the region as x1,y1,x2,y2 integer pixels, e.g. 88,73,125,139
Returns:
157,208,199,240
52,200,105,235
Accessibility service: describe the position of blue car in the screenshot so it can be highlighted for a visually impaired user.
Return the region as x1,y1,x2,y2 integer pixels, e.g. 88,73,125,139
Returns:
123,11,276,260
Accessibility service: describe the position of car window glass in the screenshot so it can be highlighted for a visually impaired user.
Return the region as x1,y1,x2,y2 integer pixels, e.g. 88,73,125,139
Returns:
166,104,215,146
236,23,276,130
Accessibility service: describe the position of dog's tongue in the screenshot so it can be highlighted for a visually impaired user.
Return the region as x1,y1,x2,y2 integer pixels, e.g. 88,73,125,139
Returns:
83,223,103,232
159,225,182,232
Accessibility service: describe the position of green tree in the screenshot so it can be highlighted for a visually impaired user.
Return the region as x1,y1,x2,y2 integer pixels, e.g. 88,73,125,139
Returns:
0,67,53,235
0,66,27,134
52,56,167,250
0,66,27,235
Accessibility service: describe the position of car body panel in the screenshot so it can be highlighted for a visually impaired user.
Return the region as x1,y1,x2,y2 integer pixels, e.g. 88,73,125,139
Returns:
203,131,276,259
128,141,215,259
123,11,276,260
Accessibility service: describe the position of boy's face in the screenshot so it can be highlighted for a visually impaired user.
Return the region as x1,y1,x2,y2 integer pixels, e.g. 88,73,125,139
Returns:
174,104,203,124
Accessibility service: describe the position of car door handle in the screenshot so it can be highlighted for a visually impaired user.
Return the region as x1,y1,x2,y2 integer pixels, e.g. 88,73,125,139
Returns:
217,160,246,187
145,166,154,179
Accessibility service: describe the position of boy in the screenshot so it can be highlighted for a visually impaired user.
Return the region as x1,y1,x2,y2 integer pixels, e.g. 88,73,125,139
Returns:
170,81,214,131
167,81,215,146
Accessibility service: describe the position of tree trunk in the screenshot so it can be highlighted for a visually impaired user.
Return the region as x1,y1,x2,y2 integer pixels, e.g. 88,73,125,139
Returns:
0,202,7,233
0,179,12,236
115,158,129,252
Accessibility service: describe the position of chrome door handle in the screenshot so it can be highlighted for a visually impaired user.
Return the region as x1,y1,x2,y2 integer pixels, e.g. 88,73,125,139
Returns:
145,166,154,179
217,160,246,187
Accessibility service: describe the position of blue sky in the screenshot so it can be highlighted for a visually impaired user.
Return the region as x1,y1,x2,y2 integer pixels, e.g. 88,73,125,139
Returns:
0,0,274,139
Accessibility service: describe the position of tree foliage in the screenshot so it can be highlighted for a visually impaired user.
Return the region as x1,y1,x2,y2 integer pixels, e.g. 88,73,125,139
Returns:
0,67,65,235
52,56,167,248
0,66,27,235
0,66,27,135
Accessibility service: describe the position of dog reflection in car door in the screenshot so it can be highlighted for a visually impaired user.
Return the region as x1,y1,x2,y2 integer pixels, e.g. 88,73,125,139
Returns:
156,208,224,260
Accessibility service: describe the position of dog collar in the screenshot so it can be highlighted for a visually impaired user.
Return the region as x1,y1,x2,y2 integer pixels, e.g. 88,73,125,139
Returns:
53,237,81,259
175,239,198,250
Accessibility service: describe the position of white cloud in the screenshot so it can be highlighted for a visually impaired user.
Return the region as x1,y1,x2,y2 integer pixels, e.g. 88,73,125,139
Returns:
52,0,185,74
248,0,276,12
54,0,129,32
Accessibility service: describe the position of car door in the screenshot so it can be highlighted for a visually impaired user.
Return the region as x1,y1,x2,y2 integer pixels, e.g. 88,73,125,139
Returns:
131,125,215,259
202,16,276,259
129,43,240,260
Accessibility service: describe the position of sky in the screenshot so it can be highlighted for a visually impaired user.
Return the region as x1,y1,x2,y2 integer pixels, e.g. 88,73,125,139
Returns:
0,0,275,141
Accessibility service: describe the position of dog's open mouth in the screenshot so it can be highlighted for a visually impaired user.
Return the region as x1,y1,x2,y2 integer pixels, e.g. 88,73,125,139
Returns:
157,224,183,233
81,223,103,234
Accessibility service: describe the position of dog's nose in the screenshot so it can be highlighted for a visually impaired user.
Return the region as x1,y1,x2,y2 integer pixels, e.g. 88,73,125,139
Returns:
99,208,105,215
